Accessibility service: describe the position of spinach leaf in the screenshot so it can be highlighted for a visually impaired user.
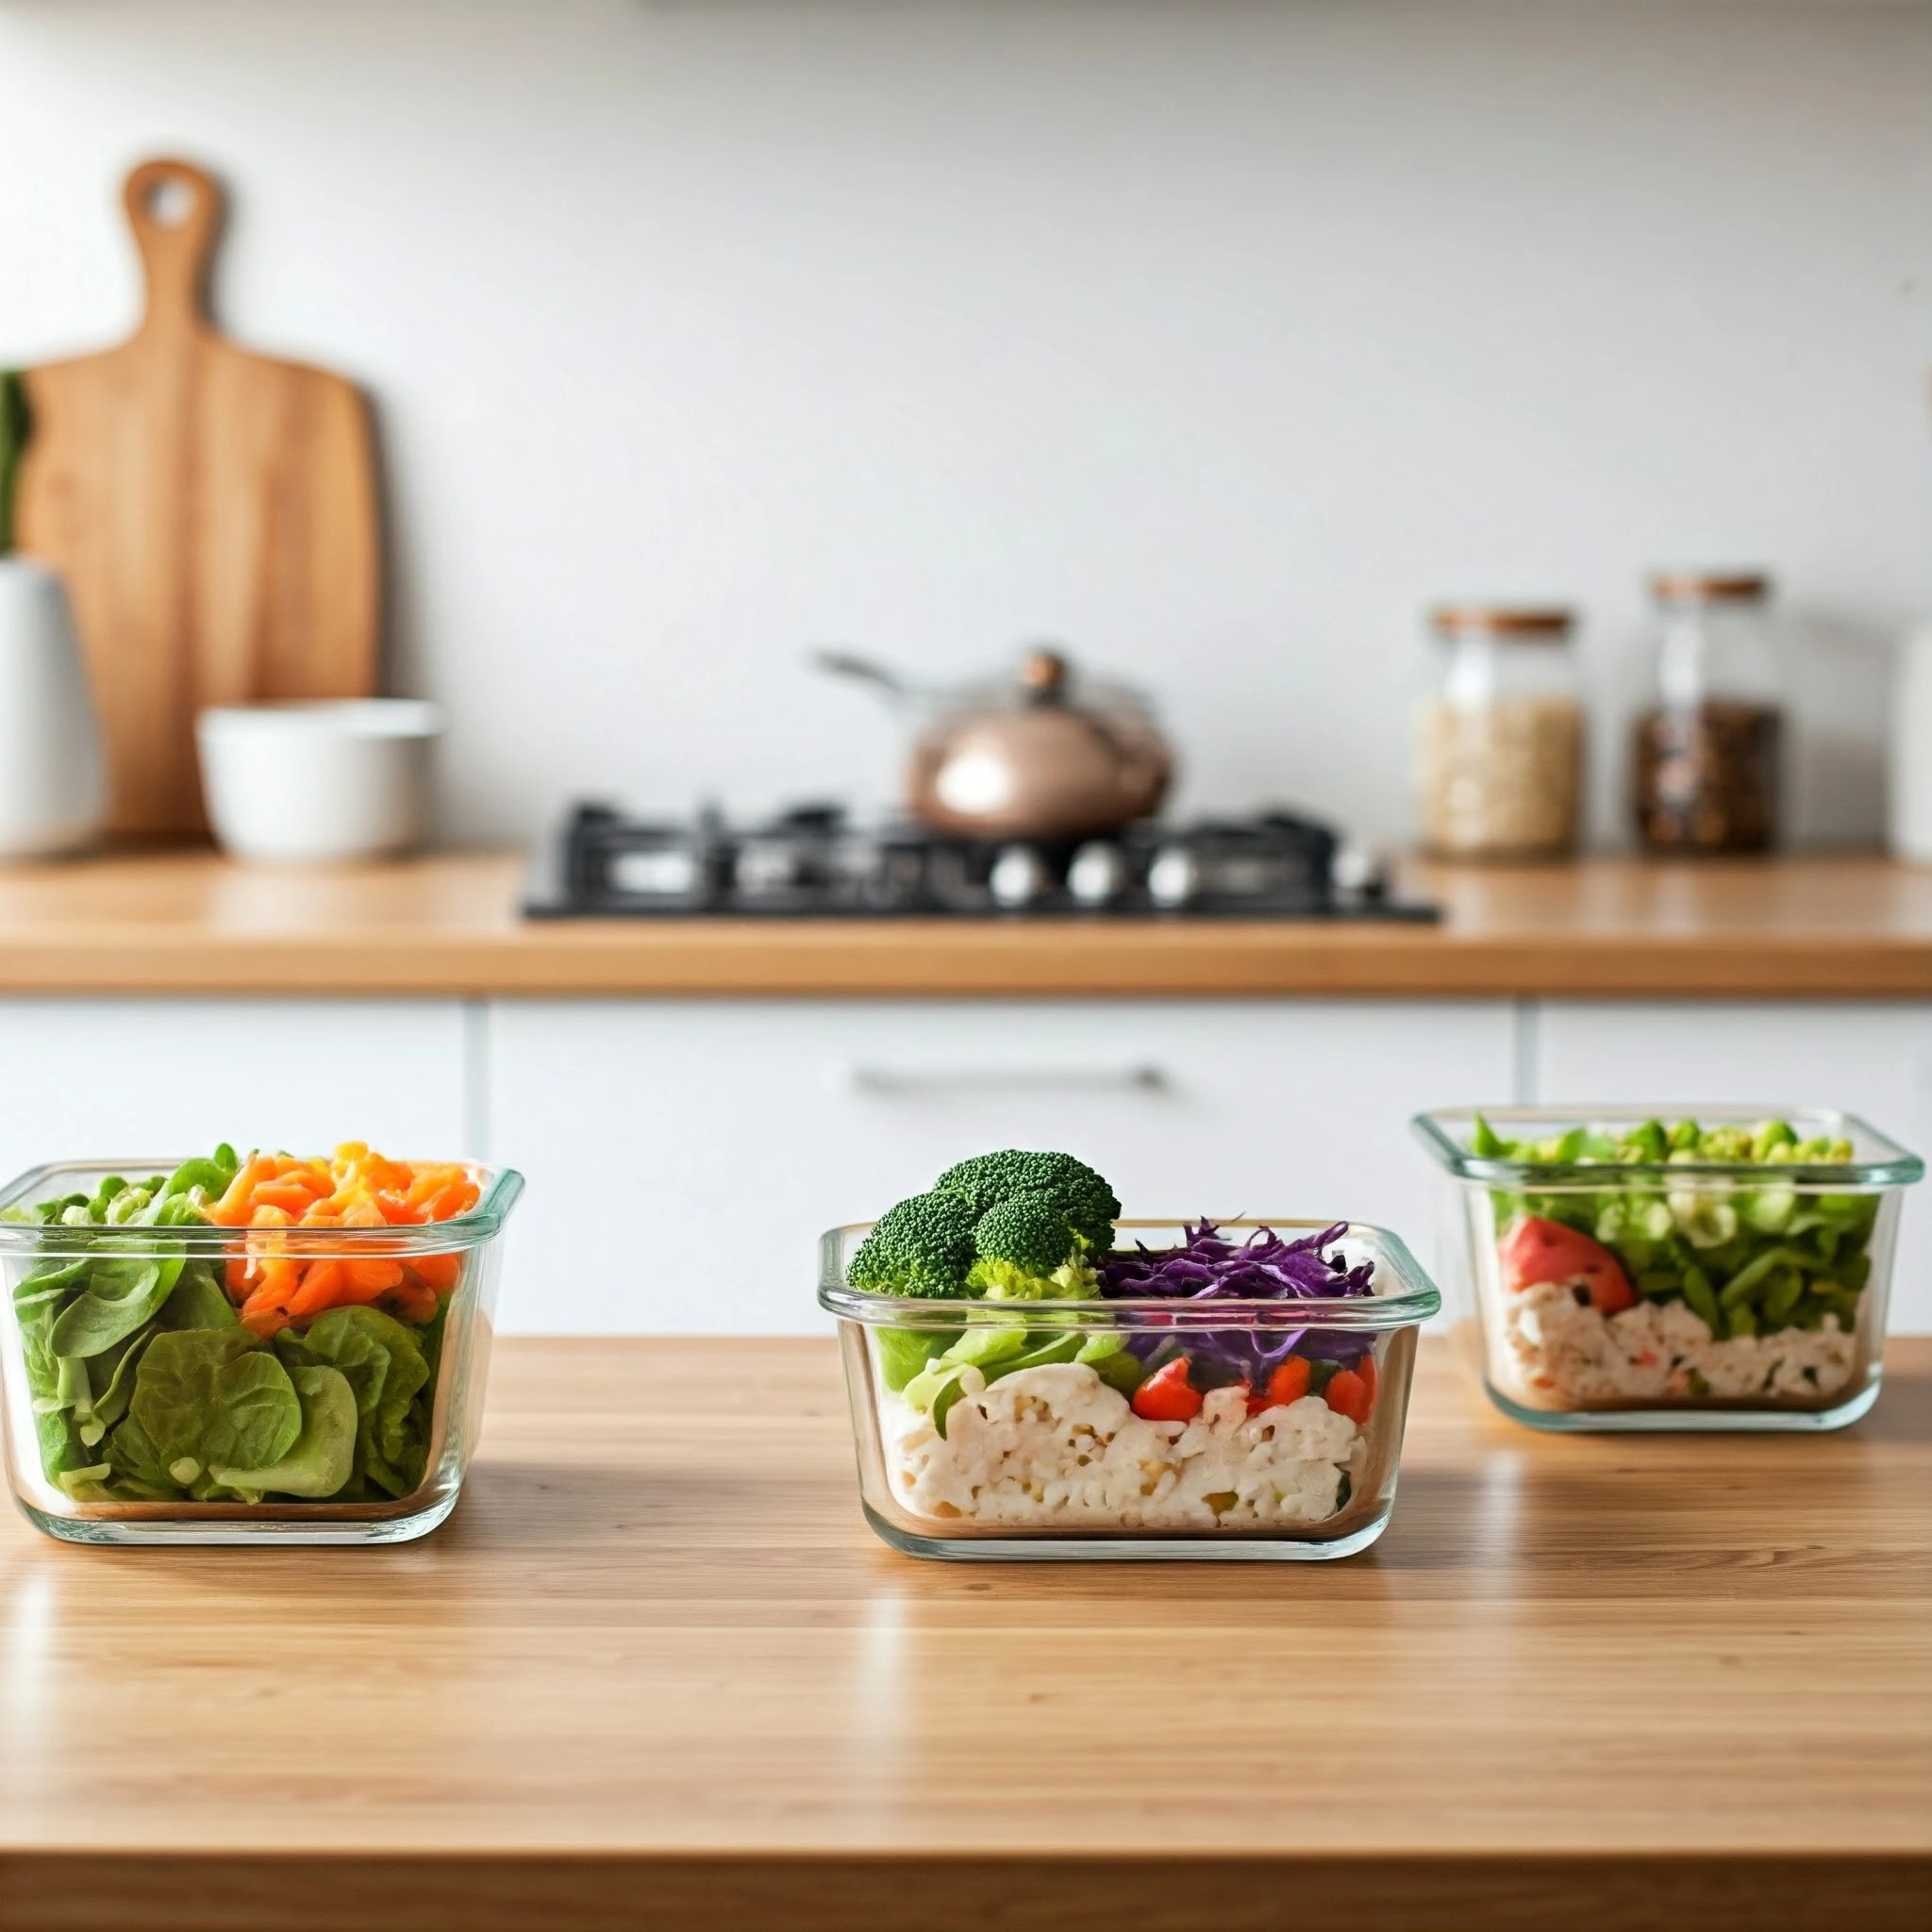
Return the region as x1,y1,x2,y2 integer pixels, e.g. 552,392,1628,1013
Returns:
51,1254,185,1357
86,1323,158,1439
14,1256,89,1314
130,1330,301,1479
156,1260,239,1332
105,1412,175,1491
18,1297,59,1403
35,1406,86,1482
283,1307,431,1497
161,1151,238,1200
211,1365,357,1499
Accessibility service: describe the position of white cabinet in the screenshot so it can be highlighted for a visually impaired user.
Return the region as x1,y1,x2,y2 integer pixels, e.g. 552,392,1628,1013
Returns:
0,997,470,1185
1535,1001,1932,1331
484,998,1514,1334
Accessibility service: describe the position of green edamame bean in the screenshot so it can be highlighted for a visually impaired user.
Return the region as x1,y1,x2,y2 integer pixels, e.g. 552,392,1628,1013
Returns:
1761,1268,1805,1326
1719,1245,1794,1306
1681,1268,1721,1331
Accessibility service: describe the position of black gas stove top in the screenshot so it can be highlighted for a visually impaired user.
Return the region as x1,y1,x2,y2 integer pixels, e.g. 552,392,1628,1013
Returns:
525,804,1437,922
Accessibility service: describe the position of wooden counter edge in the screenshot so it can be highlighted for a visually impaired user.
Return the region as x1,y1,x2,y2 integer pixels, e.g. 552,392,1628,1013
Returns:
5,1849,1927,1932
0,928,1927,998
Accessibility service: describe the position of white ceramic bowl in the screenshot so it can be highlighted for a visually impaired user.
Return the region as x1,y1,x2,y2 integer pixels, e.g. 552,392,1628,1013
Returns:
196,700,441,863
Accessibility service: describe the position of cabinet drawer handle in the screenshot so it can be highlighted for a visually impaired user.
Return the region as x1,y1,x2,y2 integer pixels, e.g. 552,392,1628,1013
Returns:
841,1062,1171,1096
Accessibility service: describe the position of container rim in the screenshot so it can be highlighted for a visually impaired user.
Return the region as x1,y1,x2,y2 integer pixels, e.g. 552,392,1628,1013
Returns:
818,1217,1443,1329
0,1158,525,1256
1411,1106,1924,1189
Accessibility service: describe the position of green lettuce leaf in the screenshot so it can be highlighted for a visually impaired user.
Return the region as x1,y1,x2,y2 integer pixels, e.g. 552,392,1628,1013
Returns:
129,1330,302,1480
211,1365,357,1499
155,1260,239,1332
279,1306,432,1498
51,1254,186,1357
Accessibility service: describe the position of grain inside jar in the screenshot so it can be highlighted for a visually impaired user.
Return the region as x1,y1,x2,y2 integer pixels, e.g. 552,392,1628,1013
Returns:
1418,606,1583,860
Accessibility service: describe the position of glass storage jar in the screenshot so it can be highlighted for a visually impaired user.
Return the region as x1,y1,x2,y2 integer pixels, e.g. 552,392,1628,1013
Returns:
1632,570,1783,854
1417,606,1583,859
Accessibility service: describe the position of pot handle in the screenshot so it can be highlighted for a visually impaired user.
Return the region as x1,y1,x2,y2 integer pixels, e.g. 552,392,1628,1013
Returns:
810,647,911,707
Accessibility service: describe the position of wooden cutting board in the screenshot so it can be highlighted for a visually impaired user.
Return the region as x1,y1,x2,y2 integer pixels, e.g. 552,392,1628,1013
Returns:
16,158,378,837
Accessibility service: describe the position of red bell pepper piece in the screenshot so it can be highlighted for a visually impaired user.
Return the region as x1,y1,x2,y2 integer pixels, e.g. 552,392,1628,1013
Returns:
1131,1357,1204,1422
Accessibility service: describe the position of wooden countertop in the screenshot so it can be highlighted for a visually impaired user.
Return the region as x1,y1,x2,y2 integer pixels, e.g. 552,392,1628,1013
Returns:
1,1335,1925,1932
0,849,1925,997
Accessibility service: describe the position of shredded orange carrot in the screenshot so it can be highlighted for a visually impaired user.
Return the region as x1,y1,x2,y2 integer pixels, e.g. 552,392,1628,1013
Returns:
215,1144,479,1337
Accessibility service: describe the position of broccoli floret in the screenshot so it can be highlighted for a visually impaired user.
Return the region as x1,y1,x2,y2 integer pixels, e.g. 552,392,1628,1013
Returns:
934,1149,1120,1255
965,1189,1103,1300
966,1257,1101,1302
852,1150,1120,1307
972,1191,1071,1276
846,1191,978,1298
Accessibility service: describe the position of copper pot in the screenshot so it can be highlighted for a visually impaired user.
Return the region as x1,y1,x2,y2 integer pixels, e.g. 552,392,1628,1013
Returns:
817,644,1173,841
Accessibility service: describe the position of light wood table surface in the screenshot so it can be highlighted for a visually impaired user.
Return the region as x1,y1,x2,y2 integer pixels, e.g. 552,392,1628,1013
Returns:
0,850,1924,996
1,1335,1926,1931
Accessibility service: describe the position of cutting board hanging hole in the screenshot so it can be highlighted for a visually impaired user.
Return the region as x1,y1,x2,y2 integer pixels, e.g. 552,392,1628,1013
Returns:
124,158,222,338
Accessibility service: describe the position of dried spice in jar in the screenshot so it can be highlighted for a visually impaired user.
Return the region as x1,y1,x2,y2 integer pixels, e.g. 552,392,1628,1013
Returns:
1632,572,1782,855
1418,606,1583,860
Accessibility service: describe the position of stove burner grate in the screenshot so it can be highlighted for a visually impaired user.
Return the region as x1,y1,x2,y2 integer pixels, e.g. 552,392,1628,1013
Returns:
525,804,1438,923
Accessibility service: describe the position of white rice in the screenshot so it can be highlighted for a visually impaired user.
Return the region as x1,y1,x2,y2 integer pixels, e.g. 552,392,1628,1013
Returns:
1499,1278,1857,1407
880,1361,1361,1530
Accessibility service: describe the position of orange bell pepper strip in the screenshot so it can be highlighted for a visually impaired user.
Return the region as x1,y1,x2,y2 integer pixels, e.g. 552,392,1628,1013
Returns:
384,1281,439,1324
282,1258,351,1323
206,1155,276,1226
1248,1355,1313,1416
410,1252,461,1293
209,1145,479,1326
251,1180,326,1216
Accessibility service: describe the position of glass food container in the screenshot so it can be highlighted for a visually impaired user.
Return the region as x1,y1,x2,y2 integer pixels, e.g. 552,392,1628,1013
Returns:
1414,1107,1920,1432
0,1158,523,1544
1417,605,1584,860
1632,570,1783,854
821,1219,1441,1560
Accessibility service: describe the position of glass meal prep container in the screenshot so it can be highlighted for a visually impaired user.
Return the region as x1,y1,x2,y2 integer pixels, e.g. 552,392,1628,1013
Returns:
1414,1107,1921,1431
0,1157,523,1544
821,1218,1441,1561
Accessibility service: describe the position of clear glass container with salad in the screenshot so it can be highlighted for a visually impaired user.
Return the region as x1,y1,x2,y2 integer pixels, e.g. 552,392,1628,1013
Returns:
1414,1107,1921,1431
820,1150,1441,1559
0,1144,523,1543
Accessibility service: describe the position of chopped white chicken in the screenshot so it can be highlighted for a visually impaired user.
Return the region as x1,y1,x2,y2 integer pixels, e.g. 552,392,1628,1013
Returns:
882,1362,1360,1530
1498,1277,1857,1406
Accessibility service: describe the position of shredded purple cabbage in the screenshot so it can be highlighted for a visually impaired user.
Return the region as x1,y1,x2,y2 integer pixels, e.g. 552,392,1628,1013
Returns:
1097,1220,1376,1385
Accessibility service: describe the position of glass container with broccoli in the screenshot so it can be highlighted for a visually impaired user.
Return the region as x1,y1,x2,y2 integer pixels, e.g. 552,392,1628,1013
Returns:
1414,1107,1922,1432
824,1148,1441,1560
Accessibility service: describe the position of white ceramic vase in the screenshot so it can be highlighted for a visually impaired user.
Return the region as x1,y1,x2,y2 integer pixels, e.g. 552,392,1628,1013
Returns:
1890,623,1932,865
0,558,106,858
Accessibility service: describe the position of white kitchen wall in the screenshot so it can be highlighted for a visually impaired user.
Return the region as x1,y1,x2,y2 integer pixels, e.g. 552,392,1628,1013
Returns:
1,0,1926,851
